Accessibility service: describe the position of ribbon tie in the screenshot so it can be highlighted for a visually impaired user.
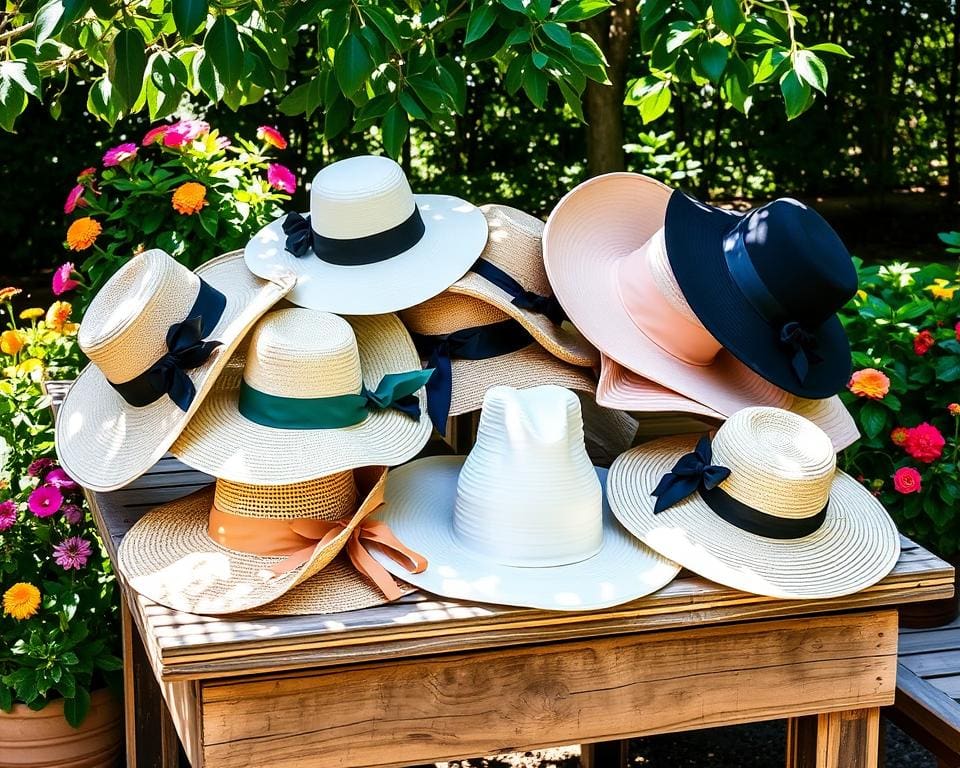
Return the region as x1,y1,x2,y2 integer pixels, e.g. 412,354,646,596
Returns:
361,369,435,421
651,435,731,514
779,321,822,385
470,258,567,325
282,211,312,257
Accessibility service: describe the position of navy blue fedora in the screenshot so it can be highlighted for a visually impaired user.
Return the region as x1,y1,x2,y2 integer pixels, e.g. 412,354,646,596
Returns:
664,193,856,399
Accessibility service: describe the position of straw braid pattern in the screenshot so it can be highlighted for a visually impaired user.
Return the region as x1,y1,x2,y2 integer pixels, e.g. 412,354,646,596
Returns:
480,204,552,295
645,229,703,326
400,292,510,335
213,471,358,520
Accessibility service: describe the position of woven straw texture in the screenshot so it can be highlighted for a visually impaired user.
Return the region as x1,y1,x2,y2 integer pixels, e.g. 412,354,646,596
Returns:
608,407,901,599
55,251,294,492
447,204,598,367
597,354,860,451
118,466,400,615
171,309,431,484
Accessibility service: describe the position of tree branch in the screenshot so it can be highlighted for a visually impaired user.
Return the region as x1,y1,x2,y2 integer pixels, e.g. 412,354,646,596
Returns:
0,22,34,45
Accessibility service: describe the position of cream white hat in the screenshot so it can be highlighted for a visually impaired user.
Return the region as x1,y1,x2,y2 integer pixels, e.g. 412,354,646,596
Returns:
608,406,900,599
370,385,679,610
244,155,488,314
55,249,293,492
170,308,433,484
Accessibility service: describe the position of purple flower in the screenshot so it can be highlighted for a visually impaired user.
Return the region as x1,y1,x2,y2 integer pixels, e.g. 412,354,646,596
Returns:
52,537,92,570
0,500,17,531
27,458,54,478
44,468,78,492
61,504,83,525
28,486,63,518
102,142,138,167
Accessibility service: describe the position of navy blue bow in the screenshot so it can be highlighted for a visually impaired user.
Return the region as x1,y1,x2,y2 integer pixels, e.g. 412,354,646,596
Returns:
138,317,221,412
779,321,822,385
282,211,312,257
651,435,731,514
470,259,567,325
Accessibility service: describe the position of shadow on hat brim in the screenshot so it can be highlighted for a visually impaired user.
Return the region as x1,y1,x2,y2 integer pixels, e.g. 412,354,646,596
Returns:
608,436,901,600
665,192,852,399
55,252,294,493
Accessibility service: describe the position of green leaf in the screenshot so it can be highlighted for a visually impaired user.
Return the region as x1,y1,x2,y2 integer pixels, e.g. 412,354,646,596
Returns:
399,90,428,119
557,77,585,121
504,53,526,94
860,401,888,440
935,356,960,382
522,65,548,107
360,5,402,52
752,47,789,84
335,33,374,95
465,4,498,45
145,52,188,120
34,0,66,45
793,49,828,93
532,50,549,69
63,688,91,728
541,21,573,48
531,0,551,20
505,26,531,45
721,55,752,114
698,40,728,82
205,16,243,90
381,103,409,159
553,0,611,22
712,0,743,34
279,77,323,118
570,32,607,67
665,20,702,53
86,77,121,125
0,685,12,713
779,68,811,120
173,0,208,38
110,27,147,111
806,42,852,57
324,93,351,139
0,61,42,99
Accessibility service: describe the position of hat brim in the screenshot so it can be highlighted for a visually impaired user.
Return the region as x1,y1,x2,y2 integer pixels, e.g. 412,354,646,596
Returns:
608,436,901,600
170,313,432,484
597,354,860,451
244,195,488,315
665,192,852,398
55,252,293,493
370,456,680,611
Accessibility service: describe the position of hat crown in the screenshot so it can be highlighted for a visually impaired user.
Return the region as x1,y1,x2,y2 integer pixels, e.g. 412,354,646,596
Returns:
711,407,836,520
453,385,603,567
400,292,513,335
309,155,417,240
480,204,552,296
213,470,358,521
242,308,363,398
78,249,202,384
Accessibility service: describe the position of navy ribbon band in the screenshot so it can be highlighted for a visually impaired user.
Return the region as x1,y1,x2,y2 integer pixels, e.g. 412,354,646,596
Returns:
282,207,426,267
109,278,226,412
700,484,828,539
470,258,567,325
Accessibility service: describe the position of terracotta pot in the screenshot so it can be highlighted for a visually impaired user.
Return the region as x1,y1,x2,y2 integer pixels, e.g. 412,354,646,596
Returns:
0,688,122,768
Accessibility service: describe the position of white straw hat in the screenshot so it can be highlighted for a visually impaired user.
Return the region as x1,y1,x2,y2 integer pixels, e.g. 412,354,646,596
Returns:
244,155,488,314
170,308,432,484
370,385,679,610
118,466,426,615
608,406,901,599
55,249,293,492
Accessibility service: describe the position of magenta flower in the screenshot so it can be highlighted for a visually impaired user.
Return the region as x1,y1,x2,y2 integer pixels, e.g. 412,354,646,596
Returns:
28,486,63,518
257,126,288,150
52,537,92,570
44,468,78,492
52,262,80,296
64,184,87,214
61,504,83,525
27,458,54,478
142,125,169,146
163,119,210,148
102,142,138,167
267,163,296,194
0,500,17,531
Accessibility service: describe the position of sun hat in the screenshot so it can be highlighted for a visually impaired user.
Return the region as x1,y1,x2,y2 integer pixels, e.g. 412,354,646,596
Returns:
368,385,680,611
597,354,860,451
170,308,433,484
445,204,597,368
118,466,427,615
399,292,596,436
542,173,855,416
55,249,293,492
244,154,488,314
608,406,900,599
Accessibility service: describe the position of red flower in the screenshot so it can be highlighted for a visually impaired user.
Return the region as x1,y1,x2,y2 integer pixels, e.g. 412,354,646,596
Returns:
893,467,922,495
904,423,946,463
914,329,936,355
891,426,909,446
257,126,288,150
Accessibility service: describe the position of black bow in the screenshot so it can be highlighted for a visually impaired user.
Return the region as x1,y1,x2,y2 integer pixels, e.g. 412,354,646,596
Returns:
470,259,567,325
651,435,731,514
142,317,221,411
779,321,822,385
282,211,312,257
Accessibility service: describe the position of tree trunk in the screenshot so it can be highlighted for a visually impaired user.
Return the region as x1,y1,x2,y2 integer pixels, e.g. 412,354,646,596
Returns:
946,0,960,202
583,0,638,176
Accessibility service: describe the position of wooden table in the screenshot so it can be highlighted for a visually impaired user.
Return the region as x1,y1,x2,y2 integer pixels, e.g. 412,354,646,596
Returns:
79,451,953,768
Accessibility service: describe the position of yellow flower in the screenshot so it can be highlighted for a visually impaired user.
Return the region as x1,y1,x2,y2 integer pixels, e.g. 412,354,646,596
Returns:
925,279,958,301
46,301,72,332
0,287,22,303
172,182,208,215
66,217,102,251
60,322,79,336
855,289,867,302
15,358,44,379
3,582,41,620
19,307,44,321
0,329,26,355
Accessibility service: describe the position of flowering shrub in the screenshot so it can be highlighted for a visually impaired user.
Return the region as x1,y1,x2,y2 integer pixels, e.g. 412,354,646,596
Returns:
62,119,295,308
0,288,120,725
839,256,960,556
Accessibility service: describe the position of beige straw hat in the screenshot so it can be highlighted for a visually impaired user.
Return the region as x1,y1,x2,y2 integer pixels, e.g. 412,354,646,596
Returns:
55,249,293,492
446,204,597,367
399,292,596,435
118,466,426,615
170,308,432,484
608,407,901,599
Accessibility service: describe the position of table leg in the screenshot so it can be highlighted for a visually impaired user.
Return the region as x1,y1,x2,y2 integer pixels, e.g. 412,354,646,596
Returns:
787,709,882,768
581,740,629,768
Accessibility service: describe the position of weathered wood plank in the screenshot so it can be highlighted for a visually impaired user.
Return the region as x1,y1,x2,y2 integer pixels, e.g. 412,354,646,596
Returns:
198,611,898,768
889,664,960,756
787,709,881,768
580,740,629,768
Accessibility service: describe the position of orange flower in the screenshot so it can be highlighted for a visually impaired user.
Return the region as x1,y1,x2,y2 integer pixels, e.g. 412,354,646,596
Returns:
3,582,41,620
891,426,909,446
172,182,207,215
46,301,72,332
847,368,890,400
66,217,102,251
0,329,26,355
949,403,960,417
0,287,22,303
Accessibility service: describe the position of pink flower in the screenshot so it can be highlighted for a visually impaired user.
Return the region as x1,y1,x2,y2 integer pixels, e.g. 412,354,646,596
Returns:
64,184,87,214
102,142,138,167
956,321,960,342
52,536,92,570
215,135,232,150
28,486,63,518
27,458,54,478
44,468,78,492
142,125,169,146
893,467,922,495
163,120,210,148
904,423,946,464
0,500,17,531
257,126,288,150
61,504,83,525
267,163,296,193
52,262,80,296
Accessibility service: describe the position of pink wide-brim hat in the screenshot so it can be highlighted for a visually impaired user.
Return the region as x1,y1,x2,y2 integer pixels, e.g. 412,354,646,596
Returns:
596,354,859,451
542,173,851,423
